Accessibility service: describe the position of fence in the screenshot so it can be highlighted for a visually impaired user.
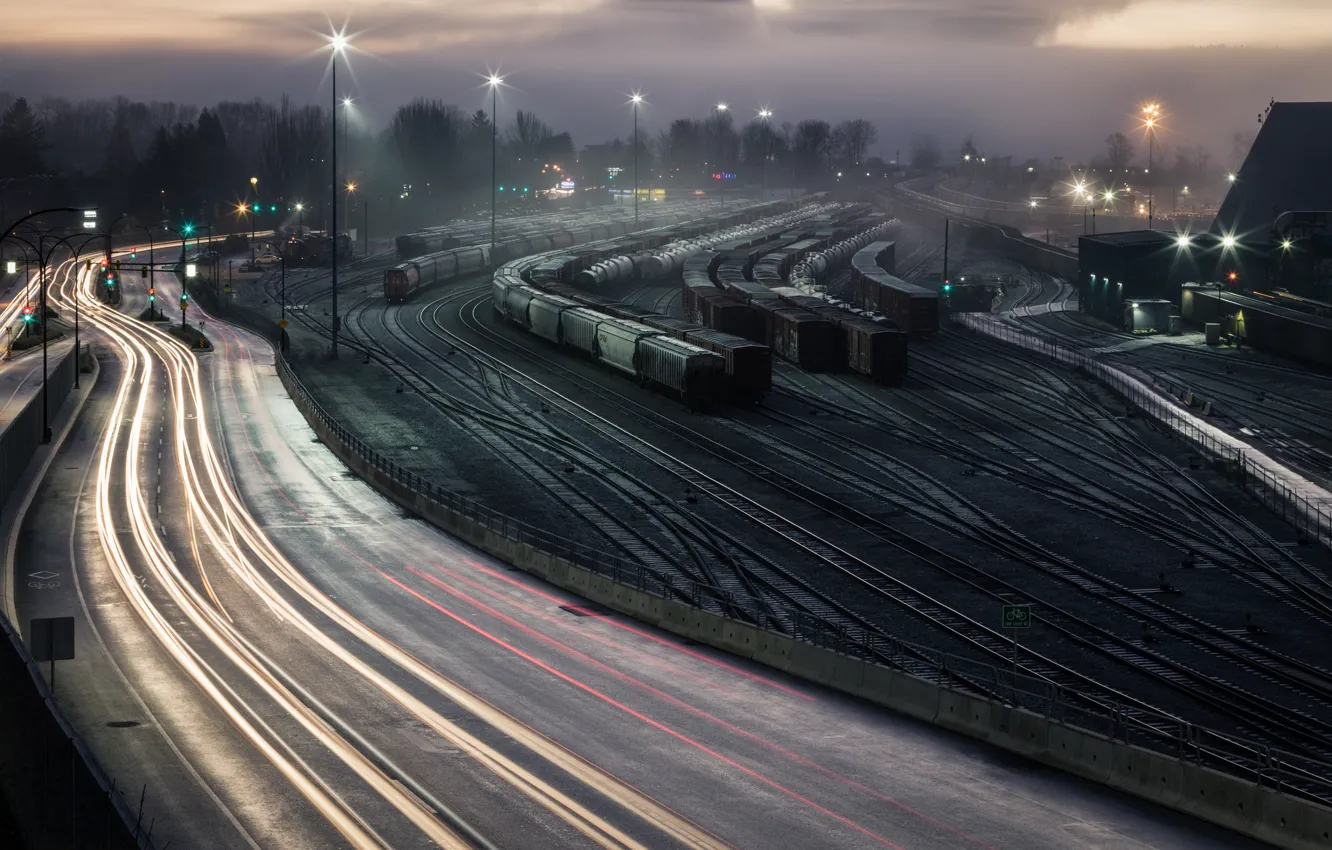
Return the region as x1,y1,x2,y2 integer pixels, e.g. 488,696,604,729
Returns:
956,312,1332,549
270,339,1332,807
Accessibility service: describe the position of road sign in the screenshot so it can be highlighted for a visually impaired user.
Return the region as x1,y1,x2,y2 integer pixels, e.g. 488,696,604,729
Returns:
30,616,75,661
30,615,76,697
1002,604,1032,629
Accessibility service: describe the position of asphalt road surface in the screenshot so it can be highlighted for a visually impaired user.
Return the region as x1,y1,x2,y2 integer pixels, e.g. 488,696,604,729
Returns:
7,249,1274,849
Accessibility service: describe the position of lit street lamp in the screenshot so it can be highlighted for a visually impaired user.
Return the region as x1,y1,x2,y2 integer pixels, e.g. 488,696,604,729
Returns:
758,108,773,198
328,31,349,359
1141,102,1162,230
295,202,305,233
487,74,504,254
715,103,728,211
630,93,644,226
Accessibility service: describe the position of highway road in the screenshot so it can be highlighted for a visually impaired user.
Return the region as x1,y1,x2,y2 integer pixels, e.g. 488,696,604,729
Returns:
4,247,1274,849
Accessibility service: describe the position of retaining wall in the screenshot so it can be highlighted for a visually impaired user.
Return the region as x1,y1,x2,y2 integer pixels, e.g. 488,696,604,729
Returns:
276,353,1332,850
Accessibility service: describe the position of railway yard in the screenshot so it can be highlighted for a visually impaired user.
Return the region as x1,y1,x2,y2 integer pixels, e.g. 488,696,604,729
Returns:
215,197,1332,820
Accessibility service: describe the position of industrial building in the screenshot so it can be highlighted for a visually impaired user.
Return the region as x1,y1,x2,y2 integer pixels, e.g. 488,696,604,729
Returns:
1079,101,1332,335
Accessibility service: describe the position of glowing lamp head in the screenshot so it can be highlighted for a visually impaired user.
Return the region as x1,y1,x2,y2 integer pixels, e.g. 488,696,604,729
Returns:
1222,235,1237,248
631,93,644,105
295,203,304,211
5,261,16,275
330,34,348,52
759,109,772,119
487,74,504,88
1176,235,1191,248
1281,239,1293,250
716,103,728,111
182,224,194,235
342,96,353,107
1029,200,1037,208
250,176,258,186
1103,190,1115,202
1228,271,1238,281
1227,173,1237,182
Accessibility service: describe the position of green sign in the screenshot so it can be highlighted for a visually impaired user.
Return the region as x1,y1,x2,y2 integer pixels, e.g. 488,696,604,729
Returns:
1002,604,1032,629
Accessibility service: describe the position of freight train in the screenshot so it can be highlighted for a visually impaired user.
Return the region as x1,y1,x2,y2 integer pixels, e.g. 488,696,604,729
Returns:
849,243,939,338
492,273,729,409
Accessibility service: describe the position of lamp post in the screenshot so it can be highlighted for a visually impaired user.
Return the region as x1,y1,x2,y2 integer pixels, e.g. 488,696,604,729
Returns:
329,33,349,359
295,202,305,234
1142,103,1161,230
0,207,95,442
714,103,728,212
630,93,644,227
487,74,504,255
344,181,358,257
758,109,773,199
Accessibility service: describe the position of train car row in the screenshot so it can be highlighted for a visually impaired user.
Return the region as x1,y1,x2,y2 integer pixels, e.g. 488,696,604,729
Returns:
395,203,706,258
572,202,837,290
492,272,730,409
387,200,800,302
848,242,939,338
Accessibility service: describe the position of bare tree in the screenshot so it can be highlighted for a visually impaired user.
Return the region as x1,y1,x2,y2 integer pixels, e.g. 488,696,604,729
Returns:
1105,132,1136,170
831,119,877,168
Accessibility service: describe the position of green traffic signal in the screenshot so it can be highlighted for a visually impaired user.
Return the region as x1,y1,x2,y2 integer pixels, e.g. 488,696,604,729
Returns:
183,224,194,235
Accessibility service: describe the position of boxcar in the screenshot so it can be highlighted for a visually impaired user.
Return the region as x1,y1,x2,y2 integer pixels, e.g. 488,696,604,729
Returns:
637,336,726,410
528,291,580,344
768,307,839,371
684,329,772,402
559,307,604,357
842,316,908,385
595,319,655,376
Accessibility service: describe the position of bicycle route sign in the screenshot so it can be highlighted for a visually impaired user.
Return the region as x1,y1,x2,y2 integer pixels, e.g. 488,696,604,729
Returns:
1002,604,1032,629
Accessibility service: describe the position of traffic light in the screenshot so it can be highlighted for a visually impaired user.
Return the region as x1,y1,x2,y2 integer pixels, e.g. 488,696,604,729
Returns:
148,287,156,301
180,292,189,307
270,205,276,212
942,282,952,292
21,304,34,323
141,267,148,279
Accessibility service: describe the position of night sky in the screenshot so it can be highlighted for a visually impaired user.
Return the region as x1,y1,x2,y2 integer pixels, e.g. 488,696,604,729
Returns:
5,0,1329,164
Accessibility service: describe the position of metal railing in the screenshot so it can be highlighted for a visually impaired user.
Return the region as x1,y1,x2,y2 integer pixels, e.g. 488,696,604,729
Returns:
271,341,1332,805
957,312,1332,549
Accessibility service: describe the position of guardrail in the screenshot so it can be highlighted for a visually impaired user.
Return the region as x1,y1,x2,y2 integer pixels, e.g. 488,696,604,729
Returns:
268,337,1332,816
957,313,1332,549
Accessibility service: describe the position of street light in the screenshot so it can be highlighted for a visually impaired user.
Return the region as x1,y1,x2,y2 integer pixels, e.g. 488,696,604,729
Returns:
295,202,305,233
630,92,644,226
758,108,773,198
327,30,350,359
1141,102,1162,230
487,73,504,254
715,103,728,211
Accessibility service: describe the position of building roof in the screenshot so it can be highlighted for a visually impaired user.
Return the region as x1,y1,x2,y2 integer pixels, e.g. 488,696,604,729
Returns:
1212,101,1332,242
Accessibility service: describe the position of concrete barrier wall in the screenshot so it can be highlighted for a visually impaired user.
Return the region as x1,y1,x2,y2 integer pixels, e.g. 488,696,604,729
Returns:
277,358,1332,850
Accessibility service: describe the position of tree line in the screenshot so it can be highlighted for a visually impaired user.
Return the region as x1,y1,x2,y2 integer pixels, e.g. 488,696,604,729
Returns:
0,91,882,234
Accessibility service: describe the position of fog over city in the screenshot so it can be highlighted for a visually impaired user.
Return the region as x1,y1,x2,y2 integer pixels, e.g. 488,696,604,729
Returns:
5,0,1330,160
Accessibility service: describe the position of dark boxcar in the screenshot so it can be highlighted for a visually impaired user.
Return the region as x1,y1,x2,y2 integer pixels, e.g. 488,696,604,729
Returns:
684,328,772,402
769,307,839,371
636,336,727,411
842,316,908,385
